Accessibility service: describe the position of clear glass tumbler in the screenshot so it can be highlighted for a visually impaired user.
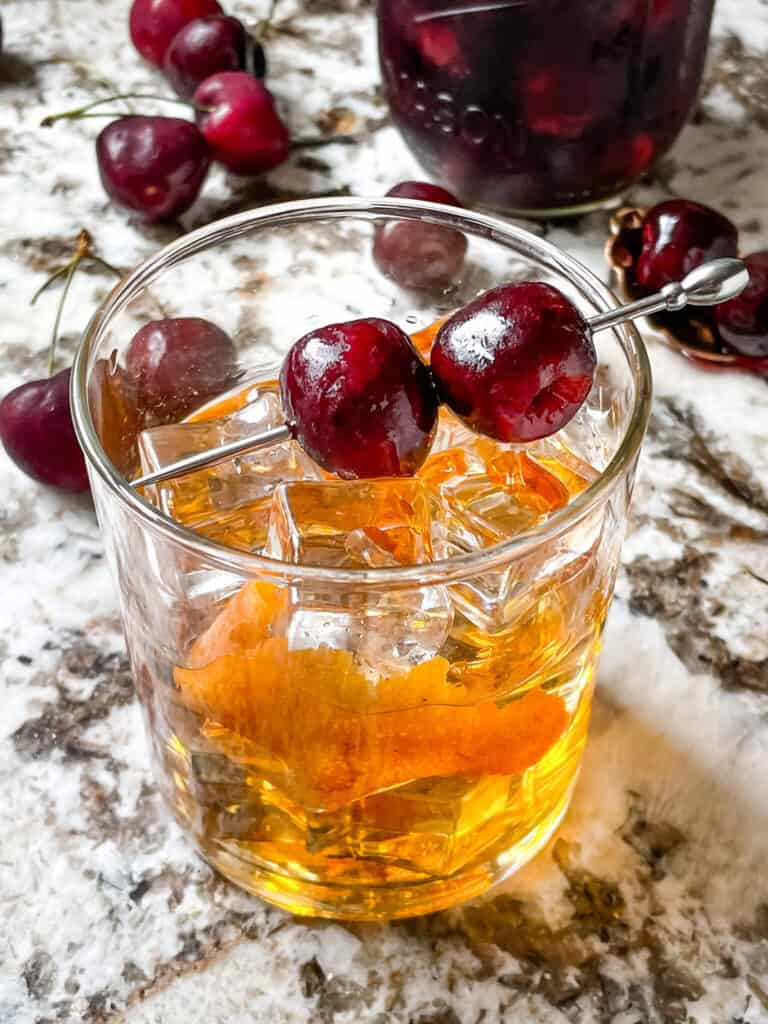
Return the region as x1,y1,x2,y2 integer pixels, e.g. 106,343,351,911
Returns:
378,0,715,215
72,198,651,920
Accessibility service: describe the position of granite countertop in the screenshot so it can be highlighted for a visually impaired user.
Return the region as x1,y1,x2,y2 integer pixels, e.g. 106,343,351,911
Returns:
1,1,768,1021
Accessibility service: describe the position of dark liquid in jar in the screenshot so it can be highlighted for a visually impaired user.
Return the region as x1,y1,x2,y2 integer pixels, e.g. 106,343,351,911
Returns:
378,0,714,212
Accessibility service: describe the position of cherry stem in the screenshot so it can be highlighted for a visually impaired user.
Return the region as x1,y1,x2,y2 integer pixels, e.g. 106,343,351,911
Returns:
41,93,208,127
30,230,124,376
47,257,80,377
30,264,70,305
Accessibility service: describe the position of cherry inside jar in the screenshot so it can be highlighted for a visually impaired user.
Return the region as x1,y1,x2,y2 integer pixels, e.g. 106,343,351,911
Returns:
378,0,715,215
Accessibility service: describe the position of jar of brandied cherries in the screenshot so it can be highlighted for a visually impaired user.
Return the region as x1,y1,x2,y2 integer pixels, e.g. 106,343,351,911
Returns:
378,0,715,215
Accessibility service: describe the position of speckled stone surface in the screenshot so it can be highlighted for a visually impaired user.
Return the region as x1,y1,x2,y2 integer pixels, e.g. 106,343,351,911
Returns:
1,2,768,1022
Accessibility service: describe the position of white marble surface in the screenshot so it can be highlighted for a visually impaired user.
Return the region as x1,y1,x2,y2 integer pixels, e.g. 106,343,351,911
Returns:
1,1,768,1022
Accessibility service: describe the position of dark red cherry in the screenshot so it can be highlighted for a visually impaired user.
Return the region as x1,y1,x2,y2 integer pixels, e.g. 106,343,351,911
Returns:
523,61,626,140
715,251,768,357
194,72,289,175
96,116,210,222
650,0,686,27
280,318,439,479
415,22,468,76
374,181,467,291
0,368,89,492
126,317,239,420
431,282,596,443
129,0,223,67
386,180,462,205
635,199,739,293
163,15,266,99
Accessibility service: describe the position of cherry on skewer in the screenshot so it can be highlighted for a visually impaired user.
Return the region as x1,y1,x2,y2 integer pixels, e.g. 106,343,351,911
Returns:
431,281,595,443
280,318,439,478
131,258,748,489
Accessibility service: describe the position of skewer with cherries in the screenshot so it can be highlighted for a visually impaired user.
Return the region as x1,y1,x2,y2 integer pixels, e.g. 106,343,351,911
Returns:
134,256,749,488
0,186,757,497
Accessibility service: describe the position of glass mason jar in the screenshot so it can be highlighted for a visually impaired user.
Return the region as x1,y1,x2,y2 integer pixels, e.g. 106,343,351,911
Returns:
72,198,651,920
378,0,715,215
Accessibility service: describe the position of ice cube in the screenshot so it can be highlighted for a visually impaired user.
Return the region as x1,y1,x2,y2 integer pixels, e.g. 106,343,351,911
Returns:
526,433,599,498
265,478,436,568
284,606,363,655
345,775,512,876
430,406,479,454
214,785,354,858
189,749,255,807
424,432,588,634
138,391,322,551
264,479,453,672
553,402,611,472
433,498,513,635
428,440,570,535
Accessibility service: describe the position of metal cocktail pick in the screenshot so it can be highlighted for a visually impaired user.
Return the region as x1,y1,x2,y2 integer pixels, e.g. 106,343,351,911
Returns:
132,257,748,489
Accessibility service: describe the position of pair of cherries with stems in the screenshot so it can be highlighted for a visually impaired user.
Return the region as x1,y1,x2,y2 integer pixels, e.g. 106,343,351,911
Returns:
43,0,342,223
129,0,268,94
134,258,749,491
42,78,290,224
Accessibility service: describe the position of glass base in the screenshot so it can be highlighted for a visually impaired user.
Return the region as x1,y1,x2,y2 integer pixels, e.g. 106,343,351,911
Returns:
189,781,577,921
482,190,627,221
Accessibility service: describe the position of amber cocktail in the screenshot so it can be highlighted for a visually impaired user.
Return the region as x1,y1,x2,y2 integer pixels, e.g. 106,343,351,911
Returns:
72,199,650,919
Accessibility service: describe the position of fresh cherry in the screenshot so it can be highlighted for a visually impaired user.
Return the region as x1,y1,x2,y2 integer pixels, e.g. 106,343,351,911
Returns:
0,230,124,493
96,116,210,222
163,15,266,99
280,318,439,478
194,72,289,175
0,368,89,492
715,251,768,357
126,317,239,420
431,282,596,443
635,199,739,293
373,181,467,291
129,0,223,67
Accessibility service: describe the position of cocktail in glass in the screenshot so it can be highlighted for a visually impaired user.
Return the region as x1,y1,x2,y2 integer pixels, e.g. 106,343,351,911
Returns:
72,198,651,919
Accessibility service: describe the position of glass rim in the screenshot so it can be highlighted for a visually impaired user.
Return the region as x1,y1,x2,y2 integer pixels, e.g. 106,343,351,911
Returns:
71,196,652,589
